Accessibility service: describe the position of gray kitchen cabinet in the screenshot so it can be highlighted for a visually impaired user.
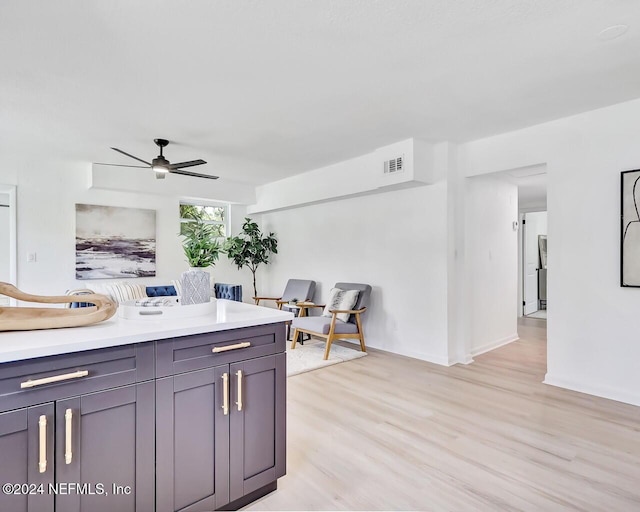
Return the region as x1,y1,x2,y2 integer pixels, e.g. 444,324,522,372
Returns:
156,365,230,512
229,354,286,503
156,353,286,512
0,384,154,512
0,321,287,511
0,343,154,512
55,382,155,512
0,403,55,512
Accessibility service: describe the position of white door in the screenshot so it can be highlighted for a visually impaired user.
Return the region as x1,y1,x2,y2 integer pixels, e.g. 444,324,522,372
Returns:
523,213,539,315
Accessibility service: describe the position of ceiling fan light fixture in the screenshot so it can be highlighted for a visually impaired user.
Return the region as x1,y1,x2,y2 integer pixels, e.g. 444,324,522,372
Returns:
151,156,170,173
108,139,219,180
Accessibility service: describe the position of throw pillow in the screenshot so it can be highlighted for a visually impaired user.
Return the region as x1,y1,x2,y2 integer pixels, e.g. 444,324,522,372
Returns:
322,288,359,323
104,282,147,304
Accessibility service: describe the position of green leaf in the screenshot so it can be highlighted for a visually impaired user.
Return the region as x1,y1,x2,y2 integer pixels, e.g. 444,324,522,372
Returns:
181,217,221,267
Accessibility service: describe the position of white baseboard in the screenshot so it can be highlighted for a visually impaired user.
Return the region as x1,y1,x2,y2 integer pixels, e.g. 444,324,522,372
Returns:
544,373,640,407
470,333,519,357
448,353,474,365
365,342,451,366
395,348,451,366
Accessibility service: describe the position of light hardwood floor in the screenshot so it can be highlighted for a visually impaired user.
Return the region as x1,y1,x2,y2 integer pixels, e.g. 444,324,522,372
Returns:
246,318,640,511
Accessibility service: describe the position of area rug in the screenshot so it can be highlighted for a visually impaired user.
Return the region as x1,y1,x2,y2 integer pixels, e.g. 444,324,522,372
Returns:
286,339,367,377
527,309,547,319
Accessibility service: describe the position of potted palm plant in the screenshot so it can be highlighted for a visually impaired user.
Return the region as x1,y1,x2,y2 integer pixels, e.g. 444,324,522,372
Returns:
180,217,221,305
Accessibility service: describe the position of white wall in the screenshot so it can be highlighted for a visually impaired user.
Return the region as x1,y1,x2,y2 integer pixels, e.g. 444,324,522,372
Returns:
0,203,10,283
445,143,471,364
466,176,519,355
261,183,450,364
460,97,640,406
249,138,436,214
250,139,523,367
0,161,257,302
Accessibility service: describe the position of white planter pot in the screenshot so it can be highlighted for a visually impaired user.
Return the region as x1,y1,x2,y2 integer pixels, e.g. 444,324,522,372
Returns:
200,268,216,295
181,267,211,305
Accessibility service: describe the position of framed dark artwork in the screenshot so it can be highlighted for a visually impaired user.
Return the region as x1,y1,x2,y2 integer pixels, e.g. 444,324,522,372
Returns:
76,204,156,280
621,169,640,287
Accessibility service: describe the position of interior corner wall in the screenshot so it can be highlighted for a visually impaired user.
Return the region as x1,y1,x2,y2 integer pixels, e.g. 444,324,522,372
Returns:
444,143,471,364
460,97,640,406
517,212,523,317
0,160,255,301
260,183,450,365
545,120,640,406
465,176,519,356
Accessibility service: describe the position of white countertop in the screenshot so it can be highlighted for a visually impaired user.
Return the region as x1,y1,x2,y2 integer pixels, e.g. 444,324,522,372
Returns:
0,300,293,364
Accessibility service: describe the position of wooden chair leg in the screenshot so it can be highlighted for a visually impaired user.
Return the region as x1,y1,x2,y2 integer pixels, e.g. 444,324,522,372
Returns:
323,335,334,360
291,328,300,349
358,333,366,352
324,319,338,360
355,313,366,352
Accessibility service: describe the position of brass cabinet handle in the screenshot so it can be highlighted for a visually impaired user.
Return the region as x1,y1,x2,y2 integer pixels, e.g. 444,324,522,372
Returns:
65,409,73,464
38,415,47,473
21,370,89,389
222,373,229,416
236,370,243,412
212,342,251,353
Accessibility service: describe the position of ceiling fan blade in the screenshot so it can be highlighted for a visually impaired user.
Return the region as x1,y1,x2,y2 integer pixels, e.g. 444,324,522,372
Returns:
167,159,207,170
94,162,149,169
169,169,219,180
110,147,152,166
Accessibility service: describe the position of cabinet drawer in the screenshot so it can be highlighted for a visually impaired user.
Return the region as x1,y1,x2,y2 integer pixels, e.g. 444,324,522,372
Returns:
156,323,286,378
0,343,154,413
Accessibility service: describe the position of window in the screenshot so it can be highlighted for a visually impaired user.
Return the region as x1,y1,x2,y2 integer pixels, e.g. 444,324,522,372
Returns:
179,202,229,238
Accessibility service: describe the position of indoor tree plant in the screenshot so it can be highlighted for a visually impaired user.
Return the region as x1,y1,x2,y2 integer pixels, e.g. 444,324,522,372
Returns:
180,217,221,304
224,218,278,299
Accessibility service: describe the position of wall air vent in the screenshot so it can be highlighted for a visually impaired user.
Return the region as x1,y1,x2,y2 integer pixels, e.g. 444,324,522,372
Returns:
384,156,404,174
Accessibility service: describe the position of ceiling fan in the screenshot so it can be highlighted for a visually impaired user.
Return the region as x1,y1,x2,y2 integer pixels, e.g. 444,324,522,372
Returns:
104,139,219,180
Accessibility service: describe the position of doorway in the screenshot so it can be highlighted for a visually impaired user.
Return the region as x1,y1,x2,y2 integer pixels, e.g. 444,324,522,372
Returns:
0,185,17,307
522,211,547,319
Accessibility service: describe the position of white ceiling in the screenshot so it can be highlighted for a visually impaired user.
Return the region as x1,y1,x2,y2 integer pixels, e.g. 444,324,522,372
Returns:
1,1,640,185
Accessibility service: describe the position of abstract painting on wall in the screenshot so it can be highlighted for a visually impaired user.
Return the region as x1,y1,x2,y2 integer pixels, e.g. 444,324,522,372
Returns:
621,169,640,287
76,204,156,280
